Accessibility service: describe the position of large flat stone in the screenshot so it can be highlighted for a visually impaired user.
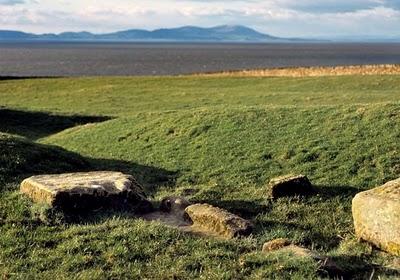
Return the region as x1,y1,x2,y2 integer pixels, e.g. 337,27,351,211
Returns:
20,171,152,212
352,178,400,256
184,203,253,238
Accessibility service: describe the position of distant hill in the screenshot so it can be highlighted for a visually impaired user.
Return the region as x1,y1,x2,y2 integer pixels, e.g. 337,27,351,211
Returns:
0,25,309,42
0,30,36,40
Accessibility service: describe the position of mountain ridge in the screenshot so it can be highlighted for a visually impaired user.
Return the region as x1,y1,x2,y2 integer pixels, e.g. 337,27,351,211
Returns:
0,25,309,42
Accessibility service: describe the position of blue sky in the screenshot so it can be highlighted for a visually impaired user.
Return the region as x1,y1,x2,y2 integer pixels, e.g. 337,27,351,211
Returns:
0,0,399,38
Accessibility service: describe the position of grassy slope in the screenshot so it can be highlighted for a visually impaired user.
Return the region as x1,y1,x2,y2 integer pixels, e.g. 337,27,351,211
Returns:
0,76,399,115
0,75,399,279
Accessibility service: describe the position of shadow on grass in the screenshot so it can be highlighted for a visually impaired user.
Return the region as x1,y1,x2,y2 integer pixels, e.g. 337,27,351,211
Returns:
87,157,178,197
0,134,177,196
0,76,61,81
0,108,111,140
330,255,400,280
316,184,362,198
0,136,90,190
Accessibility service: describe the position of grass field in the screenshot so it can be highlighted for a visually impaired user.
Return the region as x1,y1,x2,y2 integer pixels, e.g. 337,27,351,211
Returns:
0,75,399,279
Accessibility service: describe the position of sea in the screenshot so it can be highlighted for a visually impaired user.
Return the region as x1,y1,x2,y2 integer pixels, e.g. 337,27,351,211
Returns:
1,42,400,77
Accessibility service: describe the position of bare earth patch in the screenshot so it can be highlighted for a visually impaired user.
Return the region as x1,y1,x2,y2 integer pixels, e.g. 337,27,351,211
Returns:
141,198,253,239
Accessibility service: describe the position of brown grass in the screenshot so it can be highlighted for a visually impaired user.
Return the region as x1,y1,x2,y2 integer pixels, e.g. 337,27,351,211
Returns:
195,64,400,77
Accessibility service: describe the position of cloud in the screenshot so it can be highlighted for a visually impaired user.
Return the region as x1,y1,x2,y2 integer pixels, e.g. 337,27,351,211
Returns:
162,0,400,12
0,0,399,38
385,0,400,9
0,0,25,5
270,0,400,13
278,0,380,13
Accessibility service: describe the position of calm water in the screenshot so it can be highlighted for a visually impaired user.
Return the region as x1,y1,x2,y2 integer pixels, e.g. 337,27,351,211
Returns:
1,42,400,77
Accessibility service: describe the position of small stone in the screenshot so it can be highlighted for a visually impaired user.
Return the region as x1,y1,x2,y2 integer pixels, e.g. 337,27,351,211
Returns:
352,178,400,256
160,196,191,218
262,238,291,252
264,244,343,278
184,203,253,238
268,174,314,198
20,171,152,212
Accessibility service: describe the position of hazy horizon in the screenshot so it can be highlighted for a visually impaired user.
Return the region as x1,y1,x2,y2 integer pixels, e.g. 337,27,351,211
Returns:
2,25,400,42
0,1,399,39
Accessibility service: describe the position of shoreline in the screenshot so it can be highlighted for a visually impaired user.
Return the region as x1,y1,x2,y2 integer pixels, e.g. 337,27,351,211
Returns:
195,64,400,77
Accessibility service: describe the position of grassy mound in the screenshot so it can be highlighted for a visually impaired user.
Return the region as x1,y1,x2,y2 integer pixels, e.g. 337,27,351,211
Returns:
44,104,399,193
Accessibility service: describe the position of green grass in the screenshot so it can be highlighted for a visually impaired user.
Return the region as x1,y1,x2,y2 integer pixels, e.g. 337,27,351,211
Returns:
0,75,399,279
0,75,399,115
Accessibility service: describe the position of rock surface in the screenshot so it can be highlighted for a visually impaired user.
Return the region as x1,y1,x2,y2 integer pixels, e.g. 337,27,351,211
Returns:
268,174,314,198
262,238,291,252
352,178,400,256
20,171,152,212
185,203,253,238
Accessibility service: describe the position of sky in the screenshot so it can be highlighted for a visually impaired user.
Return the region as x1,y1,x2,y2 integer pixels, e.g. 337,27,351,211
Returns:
0,0,399,38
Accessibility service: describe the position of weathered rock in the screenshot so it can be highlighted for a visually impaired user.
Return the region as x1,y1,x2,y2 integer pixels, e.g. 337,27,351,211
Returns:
268,174,314,198
184,203,253,238
160,196,191,218
20,171,152,212
352,178,400,256
262,238,291,252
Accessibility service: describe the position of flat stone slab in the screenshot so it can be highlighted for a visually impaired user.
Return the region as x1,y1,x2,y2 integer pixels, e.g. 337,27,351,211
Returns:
184,203,253,238
268,174,314,198
352,178,400,256
21,171,152,212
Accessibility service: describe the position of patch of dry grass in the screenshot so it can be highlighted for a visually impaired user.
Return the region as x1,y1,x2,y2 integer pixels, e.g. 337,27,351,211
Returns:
196,64,400,77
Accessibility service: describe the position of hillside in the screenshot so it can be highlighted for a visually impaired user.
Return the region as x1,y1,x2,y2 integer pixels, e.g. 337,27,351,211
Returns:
0,25,294,42
0,75,399,279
